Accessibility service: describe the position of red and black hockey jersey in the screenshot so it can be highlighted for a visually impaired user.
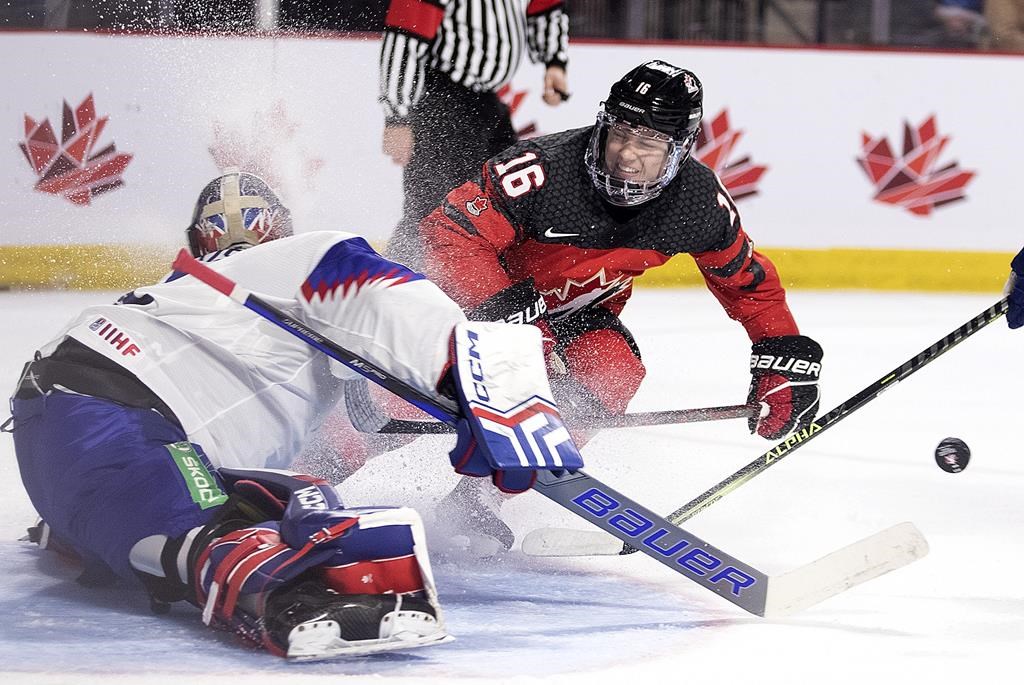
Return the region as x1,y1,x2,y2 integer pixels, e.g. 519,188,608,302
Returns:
420,127,798,343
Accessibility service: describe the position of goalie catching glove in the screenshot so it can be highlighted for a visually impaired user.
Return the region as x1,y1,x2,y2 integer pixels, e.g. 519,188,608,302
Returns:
747,335,823,440
448,321,583,493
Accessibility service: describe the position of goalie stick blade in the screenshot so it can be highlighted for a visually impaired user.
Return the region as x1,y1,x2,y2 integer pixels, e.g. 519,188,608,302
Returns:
521,528,624,557
529,471,927,617
762,522,929,619
532,469,774,615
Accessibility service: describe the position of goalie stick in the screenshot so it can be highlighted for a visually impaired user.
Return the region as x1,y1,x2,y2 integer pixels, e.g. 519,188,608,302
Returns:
523,297,1010,558
342,377,757,434
172,248,928,618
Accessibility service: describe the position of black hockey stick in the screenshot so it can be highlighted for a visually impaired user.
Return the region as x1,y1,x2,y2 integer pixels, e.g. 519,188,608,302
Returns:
169,251,459,422
524,297,1009,557
661,297,1009,525
374,405,756,433
172,249,928,617
343,376,756,434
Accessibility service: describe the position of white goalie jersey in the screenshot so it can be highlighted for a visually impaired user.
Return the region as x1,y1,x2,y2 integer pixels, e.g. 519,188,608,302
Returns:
37,231,466,469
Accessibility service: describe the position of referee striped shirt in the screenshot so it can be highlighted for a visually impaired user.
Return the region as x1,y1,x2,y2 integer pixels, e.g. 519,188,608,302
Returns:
379,0,569,124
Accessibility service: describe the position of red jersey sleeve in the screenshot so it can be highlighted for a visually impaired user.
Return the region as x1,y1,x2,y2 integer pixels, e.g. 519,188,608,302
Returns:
420,174,520,310
384,0,447,41
693,227,798,342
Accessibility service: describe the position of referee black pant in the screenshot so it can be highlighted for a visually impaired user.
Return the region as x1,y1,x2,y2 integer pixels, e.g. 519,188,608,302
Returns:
386,70,517,272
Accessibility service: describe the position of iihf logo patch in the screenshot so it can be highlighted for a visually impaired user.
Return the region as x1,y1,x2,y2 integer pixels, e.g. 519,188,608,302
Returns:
89,317,142,357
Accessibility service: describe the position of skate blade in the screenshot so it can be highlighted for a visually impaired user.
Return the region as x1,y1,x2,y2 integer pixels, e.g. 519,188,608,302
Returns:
436,533,506,560
286,614,453,661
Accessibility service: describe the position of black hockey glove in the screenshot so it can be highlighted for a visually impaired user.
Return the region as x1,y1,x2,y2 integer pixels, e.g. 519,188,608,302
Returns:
1006,247,1024,330
469,279,566,374
746,335,823,440
468,278,547,325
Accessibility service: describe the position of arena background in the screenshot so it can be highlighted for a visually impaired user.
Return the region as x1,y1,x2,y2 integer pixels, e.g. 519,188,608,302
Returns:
1,5,1017,292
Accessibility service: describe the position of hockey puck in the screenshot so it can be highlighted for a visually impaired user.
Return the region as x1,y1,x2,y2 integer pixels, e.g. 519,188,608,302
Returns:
934,437,971,474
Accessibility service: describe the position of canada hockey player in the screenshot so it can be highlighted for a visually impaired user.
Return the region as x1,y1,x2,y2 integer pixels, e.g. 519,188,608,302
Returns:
419,60,825,549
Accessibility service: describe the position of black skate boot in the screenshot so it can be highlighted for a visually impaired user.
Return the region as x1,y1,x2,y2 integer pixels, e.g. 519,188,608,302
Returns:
263,580,451,660
434,476,515,556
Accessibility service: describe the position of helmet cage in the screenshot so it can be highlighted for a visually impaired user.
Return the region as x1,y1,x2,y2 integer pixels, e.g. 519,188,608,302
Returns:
186,172,293,257
585,109,694,207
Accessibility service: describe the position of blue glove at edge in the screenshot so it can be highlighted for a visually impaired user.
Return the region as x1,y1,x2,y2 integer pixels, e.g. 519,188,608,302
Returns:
1008,248,1024,330
449,418,536,494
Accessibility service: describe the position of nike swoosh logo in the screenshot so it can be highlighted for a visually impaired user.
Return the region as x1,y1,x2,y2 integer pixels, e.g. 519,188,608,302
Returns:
544,228,580,239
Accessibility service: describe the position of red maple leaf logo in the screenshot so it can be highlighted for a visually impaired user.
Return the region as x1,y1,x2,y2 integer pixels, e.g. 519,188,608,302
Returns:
208,100,325,193
694,109,767,201
466,195,489,216
19,94,133,205
857,116,975,216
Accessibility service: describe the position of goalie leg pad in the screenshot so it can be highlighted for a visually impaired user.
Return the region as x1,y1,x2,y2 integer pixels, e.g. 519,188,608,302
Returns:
129,468,448,658
187,474,446,657
318,507,438,596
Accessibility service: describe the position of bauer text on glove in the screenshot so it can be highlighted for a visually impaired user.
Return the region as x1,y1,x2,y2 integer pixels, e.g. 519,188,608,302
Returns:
747,335,823,440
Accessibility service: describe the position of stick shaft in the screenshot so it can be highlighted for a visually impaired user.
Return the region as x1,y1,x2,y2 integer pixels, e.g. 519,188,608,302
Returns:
172,250,458,422
667,298,1010,525
368,403,758,434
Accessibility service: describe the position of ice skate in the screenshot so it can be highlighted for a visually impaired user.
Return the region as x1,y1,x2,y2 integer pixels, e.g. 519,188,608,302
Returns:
263,581,452,660
434,476,514,558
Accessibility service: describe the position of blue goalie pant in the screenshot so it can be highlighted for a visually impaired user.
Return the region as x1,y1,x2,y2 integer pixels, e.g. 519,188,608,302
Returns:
12,391,225,582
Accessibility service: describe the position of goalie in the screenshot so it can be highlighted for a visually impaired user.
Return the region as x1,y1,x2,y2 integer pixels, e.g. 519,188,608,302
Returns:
7,171,582,660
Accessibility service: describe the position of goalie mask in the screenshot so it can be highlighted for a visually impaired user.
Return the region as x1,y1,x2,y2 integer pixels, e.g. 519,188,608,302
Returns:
186,171,293,257
584,60,703,207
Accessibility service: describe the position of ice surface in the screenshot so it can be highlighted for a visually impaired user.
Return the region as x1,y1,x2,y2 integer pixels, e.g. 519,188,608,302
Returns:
1,288,1021,684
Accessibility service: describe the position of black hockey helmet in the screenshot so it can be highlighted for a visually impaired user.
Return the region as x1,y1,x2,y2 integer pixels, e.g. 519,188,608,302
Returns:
585,60,704,206
186,169,293,257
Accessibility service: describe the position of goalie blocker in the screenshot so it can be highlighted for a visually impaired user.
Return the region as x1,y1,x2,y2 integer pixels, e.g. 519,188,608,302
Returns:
447,321,584,493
